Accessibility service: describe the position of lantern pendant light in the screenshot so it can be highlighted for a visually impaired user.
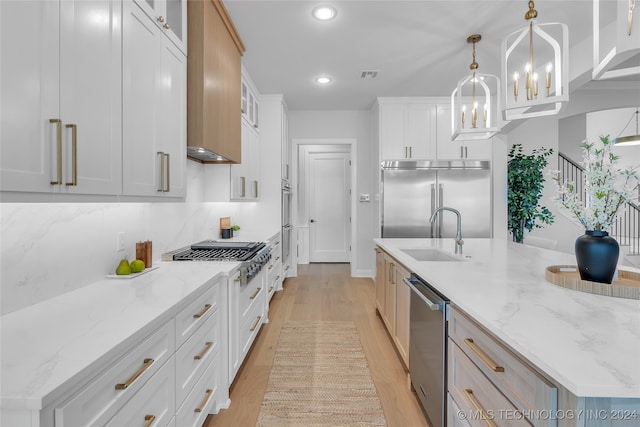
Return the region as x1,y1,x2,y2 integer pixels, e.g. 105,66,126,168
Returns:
501,0,569,120
451,34,502,141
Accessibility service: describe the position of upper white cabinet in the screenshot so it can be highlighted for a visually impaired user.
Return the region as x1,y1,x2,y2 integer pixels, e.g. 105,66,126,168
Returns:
1,0,122,195
231,70,261,201
133,0,187,54
241,74,260,130
379,101,436,160
122,0,186,198
376,98,491,162
435,104,492,160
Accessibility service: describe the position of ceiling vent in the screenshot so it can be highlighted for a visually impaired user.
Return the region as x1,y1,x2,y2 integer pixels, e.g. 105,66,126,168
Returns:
360,70,378,79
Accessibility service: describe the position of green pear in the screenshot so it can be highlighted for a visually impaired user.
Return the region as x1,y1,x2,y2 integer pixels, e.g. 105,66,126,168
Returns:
116,258,131,275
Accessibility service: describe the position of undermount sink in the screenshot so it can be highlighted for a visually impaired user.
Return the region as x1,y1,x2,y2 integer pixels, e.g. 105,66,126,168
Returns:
400,248,466,262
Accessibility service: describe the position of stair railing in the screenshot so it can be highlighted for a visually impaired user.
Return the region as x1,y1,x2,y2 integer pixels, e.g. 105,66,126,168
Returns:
558,152,640,255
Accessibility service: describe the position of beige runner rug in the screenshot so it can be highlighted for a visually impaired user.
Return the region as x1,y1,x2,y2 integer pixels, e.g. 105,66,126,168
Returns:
256,321,387,426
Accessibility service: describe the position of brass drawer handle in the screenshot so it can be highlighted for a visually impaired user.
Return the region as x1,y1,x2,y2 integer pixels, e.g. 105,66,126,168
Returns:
194,388,213,413
50,119,62,185
268,286,274,293
250,316,262,331
193,303,212,319
275,276,280,281
464,338,504,372
157,152,165,192
115,358,154,390
164,153,170,192
194,341,213,360
268,265,273,270
144,414,156,427
275,256,280,261
65,124,77,186
464,389,496,427
250,288,261,299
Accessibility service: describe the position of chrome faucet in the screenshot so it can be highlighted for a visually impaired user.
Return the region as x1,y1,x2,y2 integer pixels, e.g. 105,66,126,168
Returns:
430,207,464,254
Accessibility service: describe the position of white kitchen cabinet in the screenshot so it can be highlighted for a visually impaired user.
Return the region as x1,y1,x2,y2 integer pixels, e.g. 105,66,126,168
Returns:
436,104,492,160
133,0,187,54
379,101,437,160
266,233,283,301
241,73,260,130
122,0,186,198
1,0,122,195
230,119,260,201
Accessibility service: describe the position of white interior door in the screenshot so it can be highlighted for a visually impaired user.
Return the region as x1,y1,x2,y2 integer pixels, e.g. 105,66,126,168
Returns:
309,152,351,263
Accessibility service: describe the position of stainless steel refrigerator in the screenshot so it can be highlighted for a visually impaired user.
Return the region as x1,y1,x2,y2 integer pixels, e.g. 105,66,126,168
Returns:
381,160,492,238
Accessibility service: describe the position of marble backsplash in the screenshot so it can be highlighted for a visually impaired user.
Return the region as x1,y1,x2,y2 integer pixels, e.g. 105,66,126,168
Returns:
0,163,262,315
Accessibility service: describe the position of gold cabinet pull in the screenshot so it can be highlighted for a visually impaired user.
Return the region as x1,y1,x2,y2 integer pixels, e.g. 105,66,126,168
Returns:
250,288,261,300
193,303,212,319
164,152,170,192
240,176,246,197
254,180,258,198
464,338,504,372
250,315,262,331
163,23,170,30
275,276,280,282
157,15,165,23
268,286,273,293
115,358,154,390
157,152,165,192
464,389,496,427
50,119,62,185
144,415,156,427
194,341,213,360
65,124,77,186
194,388,213,413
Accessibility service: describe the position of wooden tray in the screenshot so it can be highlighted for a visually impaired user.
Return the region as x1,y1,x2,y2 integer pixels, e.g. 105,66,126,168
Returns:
545,265,640,300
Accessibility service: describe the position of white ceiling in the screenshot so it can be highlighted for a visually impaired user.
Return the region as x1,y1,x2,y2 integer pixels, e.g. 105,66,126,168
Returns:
224,0,603,111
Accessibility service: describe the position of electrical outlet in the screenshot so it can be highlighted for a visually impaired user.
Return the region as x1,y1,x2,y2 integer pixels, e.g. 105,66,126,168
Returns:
117,232,125,251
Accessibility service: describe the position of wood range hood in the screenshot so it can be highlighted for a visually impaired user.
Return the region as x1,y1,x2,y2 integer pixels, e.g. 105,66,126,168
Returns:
187,0,245,164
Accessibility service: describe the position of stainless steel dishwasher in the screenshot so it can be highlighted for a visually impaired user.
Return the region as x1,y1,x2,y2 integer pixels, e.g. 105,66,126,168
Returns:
404,273,450,427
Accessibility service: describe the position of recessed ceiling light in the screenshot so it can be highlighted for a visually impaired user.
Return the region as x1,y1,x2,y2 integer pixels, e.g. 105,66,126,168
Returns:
312,6,337,21
315,76,333,85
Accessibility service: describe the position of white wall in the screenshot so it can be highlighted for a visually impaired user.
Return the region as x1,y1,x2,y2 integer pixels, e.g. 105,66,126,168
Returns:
288,110,375,277
0,161,275,315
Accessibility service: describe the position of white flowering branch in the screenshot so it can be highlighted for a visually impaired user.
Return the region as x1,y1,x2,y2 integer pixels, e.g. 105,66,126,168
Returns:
552,135,640,232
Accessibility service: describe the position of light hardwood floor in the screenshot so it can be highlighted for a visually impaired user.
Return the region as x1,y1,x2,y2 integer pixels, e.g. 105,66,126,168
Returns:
204,263,430,427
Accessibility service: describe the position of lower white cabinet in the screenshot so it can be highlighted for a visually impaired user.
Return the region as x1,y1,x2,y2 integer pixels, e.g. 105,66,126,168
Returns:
176,351,220,427
55,320,175,426
51,277,225,427
105,357,176,427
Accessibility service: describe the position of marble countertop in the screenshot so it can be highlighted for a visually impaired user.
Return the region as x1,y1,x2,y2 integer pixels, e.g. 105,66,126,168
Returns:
0,261,240,411
375,238,640,399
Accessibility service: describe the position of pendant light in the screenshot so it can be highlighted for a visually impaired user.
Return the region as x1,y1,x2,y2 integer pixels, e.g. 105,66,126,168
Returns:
451,35,502,141
501,0,569,120
615,108,640,146
593,0,640,80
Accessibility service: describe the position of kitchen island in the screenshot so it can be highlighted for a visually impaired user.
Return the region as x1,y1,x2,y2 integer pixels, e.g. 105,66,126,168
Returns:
375,238,640,427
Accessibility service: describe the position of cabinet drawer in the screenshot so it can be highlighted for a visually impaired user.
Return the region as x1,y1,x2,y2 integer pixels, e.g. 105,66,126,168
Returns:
55,320,175,426
240,294,265,357
176,351,220,427
238,274,263,318
105,356,176,427
175,280,220,348
448,393,472,427
449,307,557,427
449,340,529,427
176,307,220,406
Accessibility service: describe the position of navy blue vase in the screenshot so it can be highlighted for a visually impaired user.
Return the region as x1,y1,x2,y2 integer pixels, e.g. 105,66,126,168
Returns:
575,230,619,284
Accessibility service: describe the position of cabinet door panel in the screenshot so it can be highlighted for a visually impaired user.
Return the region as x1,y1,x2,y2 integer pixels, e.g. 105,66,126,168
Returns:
123,2,161,196
60,0,122,195
406,104,436,159
436,104,463,160
0,1,60,192
394,263,411,368
380,104,407,159
158,37,186,196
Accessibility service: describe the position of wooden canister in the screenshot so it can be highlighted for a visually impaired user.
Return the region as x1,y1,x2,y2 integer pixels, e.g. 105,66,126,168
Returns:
145,241,152,268
136,242,147,266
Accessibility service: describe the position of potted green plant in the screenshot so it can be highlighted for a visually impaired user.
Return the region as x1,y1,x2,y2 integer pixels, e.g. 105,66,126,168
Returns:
507,144,555,243
232,224,240,237
553,135,639,284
